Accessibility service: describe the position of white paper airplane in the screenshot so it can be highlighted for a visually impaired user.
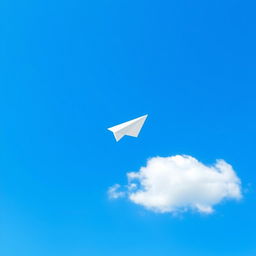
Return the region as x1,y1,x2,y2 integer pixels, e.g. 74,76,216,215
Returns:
108,114,148,142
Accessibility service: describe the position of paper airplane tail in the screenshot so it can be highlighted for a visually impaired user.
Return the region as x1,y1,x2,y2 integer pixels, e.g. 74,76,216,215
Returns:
107,128,123,142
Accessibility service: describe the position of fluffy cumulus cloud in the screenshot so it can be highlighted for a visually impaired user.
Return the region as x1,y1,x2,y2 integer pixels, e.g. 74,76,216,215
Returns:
108,155,242,214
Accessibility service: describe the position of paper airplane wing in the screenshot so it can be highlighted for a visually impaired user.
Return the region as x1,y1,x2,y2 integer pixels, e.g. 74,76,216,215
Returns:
108,114,148,142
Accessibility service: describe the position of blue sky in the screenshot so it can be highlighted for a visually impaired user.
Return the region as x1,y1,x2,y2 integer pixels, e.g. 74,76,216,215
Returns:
1,0,256,255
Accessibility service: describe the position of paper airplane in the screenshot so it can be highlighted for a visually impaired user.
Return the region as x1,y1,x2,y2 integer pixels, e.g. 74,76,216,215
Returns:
108,114,148,142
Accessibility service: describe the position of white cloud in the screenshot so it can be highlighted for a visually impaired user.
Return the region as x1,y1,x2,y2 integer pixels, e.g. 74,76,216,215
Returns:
109,155,242,214
108,184,126,199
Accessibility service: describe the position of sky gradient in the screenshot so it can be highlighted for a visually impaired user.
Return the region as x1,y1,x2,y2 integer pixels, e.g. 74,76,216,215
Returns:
1,0,256,255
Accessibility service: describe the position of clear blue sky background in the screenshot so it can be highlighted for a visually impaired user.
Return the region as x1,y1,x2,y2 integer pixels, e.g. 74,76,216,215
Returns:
0,0,256,255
